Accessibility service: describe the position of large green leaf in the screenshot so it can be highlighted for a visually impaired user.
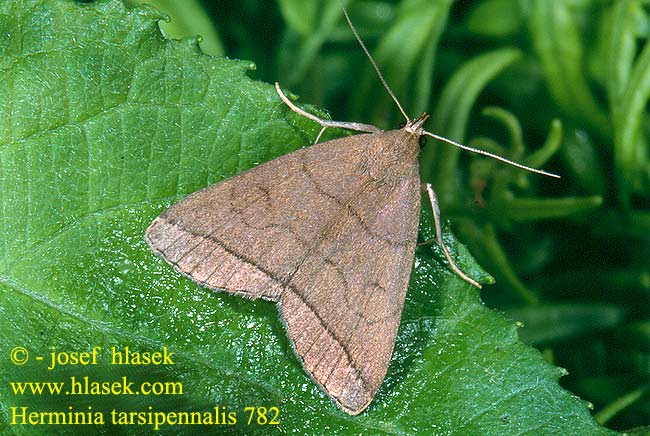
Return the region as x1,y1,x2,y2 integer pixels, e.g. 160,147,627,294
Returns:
0,1,619,435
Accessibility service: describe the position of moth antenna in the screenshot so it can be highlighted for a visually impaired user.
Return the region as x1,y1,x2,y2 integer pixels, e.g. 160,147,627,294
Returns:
422,130,561,178
275,82,382,134
340,1,410,124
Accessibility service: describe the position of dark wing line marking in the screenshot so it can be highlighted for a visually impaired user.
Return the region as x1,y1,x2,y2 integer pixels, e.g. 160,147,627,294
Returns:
157,218,372,389
301,160,414,247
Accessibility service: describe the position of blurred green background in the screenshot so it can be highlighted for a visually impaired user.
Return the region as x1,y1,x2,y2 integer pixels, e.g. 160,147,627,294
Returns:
126,0,650,431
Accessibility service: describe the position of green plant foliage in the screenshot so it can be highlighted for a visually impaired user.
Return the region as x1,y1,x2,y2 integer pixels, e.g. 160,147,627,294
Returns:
1,0,648,434
124,0,224,56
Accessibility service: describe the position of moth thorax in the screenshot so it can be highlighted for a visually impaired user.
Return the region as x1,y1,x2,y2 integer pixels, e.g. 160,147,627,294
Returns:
366,130,420,182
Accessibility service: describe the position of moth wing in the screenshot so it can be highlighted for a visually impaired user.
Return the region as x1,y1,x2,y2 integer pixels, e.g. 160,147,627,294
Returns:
145,131,421,414
279,172,420,414
146,134,373,300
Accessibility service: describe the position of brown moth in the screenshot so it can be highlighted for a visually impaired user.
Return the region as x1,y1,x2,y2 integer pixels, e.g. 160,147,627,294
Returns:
145,5,558,415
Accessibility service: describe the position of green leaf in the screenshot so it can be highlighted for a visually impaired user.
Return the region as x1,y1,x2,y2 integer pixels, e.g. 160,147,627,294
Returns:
560,127,607,195
278,0,318,36
528,0,610,138
594,384,649,425
0,1,619,435
480,106,525,157
465,0,523,38
279,0,347,87
503,195,603,222
454,221,540,306
506,303,626,345
124,0,224,56
605,0,645,107
352,0,453,123
610,4,650,205
526,118,562,169
421,47,522,199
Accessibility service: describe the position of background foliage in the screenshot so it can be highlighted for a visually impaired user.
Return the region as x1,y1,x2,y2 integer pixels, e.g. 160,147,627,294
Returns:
0,0,648,434
184,0,650,430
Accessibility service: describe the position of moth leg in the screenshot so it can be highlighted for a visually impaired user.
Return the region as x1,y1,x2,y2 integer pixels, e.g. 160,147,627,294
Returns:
423,183,481,289
275,82,382,137
314,126,327,144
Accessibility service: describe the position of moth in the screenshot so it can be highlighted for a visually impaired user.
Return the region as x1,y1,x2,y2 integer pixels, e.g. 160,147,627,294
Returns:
145,5,557,415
